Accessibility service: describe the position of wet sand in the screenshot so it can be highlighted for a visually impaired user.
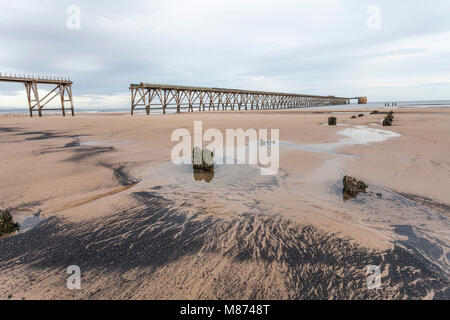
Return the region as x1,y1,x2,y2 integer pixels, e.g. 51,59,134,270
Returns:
0,108,449,299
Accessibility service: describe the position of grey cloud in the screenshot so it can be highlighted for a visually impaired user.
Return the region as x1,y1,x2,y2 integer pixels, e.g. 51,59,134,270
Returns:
0,0,450,106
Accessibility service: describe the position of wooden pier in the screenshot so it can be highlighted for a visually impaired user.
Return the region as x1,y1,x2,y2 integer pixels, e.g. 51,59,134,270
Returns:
130,83,357,115
0,73,75,117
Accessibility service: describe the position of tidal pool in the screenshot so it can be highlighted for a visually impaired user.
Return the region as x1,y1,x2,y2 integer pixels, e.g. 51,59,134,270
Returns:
280,125,401,155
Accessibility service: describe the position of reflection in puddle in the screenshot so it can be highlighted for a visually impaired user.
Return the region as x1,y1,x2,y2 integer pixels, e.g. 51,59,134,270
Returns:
342,190,363,201
281,125,401,155
331,112,371,115
193,169,214,183
321,123,349,127
144,162,278,192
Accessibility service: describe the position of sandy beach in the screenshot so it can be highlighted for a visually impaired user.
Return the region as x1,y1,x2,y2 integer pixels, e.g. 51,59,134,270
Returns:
0,108,449,300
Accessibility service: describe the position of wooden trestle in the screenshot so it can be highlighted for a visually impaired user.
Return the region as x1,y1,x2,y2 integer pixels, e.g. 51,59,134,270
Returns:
0,73,75,117
130,83,353,115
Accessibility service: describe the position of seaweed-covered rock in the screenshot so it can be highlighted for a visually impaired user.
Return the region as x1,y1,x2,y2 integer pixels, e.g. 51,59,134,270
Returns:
0,209,19,236
192,147,214,172
370,110,379,115
351,115,357,119
342,176,368,198
383,111,394,126
358,114,364,117
328,117,337,126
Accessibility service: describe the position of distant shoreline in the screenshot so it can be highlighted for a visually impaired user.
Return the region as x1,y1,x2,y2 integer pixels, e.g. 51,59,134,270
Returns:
1,100,450,116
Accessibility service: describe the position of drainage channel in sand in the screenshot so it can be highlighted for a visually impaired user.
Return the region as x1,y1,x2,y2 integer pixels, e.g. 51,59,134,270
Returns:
43,183,138,216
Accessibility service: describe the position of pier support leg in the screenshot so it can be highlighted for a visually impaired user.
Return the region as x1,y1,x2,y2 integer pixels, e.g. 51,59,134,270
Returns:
60,84,66,117
67,85,75,117
24,83,33,117
30,82,42,117
130,88,135,115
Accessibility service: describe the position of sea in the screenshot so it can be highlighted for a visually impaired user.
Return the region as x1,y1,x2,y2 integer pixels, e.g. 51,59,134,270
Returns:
1,100,449,115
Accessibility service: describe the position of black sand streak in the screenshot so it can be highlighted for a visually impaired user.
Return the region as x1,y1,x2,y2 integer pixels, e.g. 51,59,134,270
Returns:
38,143,80,155
394,225,447,265
0,192,447,299
15,131,76,141
98,162,139,186
9,201,42,211
0,127,21,133
397,193,450,215
63,140,81,148
0,192,212,272
64,146,115,162
52,136,117,162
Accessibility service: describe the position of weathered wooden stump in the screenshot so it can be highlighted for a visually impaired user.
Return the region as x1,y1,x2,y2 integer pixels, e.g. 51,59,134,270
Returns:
328,117,337,126
192,147,214,172
192,147,215,183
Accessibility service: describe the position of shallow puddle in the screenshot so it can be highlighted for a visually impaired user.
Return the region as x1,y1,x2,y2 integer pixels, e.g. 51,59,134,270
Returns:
280,125,401,155
331,111,371,115
321,123,350,126
146,162,278,190
17,212,43,233
3,209,44,237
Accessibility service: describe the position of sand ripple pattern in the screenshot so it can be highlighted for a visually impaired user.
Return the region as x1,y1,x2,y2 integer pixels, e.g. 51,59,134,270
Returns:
0,192,448,299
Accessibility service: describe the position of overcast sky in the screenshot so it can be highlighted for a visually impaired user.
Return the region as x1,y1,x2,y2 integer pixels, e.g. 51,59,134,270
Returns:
1,0,450,108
